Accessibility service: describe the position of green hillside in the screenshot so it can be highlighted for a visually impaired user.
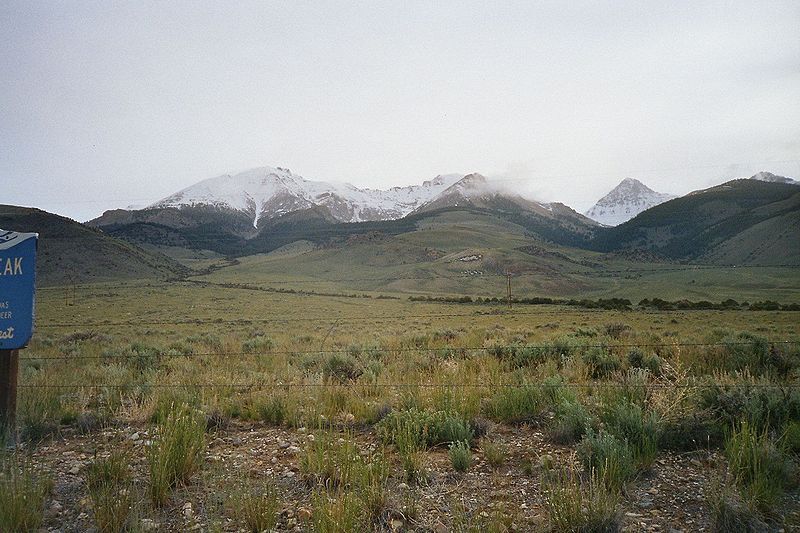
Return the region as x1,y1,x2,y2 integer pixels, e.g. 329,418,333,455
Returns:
592,179,800,264
0,205,187,285
195,209,800,303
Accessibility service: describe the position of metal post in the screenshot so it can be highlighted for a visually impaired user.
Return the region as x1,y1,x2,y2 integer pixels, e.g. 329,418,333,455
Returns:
0,349,19,445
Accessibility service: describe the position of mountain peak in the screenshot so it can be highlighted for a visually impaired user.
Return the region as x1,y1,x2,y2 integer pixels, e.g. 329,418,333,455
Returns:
585,178,675,226
616,177,653,191
750,171,798,185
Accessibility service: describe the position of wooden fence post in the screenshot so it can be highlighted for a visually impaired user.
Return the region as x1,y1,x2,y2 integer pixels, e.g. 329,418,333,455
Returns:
0,349,19,446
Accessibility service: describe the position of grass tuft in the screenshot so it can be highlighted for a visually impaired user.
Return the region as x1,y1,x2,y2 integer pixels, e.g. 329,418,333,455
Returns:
148,402,206,507
0,453,51,532
86,451,135,532
231,481,280,533
543,467,621,532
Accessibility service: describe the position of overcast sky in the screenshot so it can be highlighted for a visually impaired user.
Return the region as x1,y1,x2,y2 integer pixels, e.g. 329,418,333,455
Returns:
2,1,799,221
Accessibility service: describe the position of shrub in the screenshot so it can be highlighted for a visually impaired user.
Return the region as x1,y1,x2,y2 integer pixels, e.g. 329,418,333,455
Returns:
449,441,472,473
376,409,473,448
627,349,662,376
543,467,621,532
577,431,635,490
582,347,621,379
658,412,724,451
481,439,507,469
322,353,363,383
699,382,800,433
204,408,230,432
601,403,659,468
122,342,163,372
148,403,206,507
0,454,51,532
604,323,631,339
706,332,794,377
550,399,593,444
781,420,800,455
241,335,274,354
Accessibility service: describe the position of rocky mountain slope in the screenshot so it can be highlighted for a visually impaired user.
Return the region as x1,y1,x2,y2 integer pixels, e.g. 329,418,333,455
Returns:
585,178,676,226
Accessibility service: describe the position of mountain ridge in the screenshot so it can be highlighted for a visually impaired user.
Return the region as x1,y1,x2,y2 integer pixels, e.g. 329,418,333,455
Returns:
151,166,467,227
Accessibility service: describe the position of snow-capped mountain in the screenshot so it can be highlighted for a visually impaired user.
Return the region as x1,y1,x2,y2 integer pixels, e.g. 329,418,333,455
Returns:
585,178,676,226
749,171,798,186
412,172,573,218
151,166,464,227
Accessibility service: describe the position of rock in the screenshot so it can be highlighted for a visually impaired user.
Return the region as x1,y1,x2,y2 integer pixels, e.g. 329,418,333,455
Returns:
391,518,404,531
278,440,290,449
68,465,81,475
140,519,159,531
298,507,312,521
232,437,243,446
129,432,140,441
182,502,193,519
45,501,63,519
538,454,553,469
397,482,409,490
433,521,449,533
287,445,301,455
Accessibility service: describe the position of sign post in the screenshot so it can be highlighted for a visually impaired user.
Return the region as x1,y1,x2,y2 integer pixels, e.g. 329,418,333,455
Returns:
0,229,38,446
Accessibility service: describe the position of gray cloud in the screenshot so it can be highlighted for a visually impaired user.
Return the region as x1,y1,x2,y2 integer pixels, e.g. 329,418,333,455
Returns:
1,1,798,220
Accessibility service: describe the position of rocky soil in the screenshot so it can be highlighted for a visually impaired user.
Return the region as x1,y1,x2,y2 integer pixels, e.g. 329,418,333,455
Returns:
24,421,799,532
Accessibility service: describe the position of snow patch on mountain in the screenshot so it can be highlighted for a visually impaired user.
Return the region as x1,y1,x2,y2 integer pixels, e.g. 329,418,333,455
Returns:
152,167,464,227
585,178,676,226
750,171,798,186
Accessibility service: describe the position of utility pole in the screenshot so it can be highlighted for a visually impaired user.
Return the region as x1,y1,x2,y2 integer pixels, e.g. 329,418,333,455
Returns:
506,271,512,310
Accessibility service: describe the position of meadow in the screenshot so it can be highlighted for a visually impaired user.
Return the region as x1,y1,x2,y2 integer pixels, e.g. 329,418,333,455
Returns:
2,281,799,532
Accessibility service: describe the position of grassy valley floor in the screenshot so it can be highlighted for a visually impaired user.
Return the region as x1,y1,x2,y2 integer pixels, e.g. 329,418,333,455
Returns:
2,282,799,532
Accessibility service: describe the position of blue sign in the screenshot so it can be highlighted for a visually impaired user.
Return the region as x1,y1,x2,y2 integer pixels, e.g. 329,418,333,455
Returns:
0,230,38,350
